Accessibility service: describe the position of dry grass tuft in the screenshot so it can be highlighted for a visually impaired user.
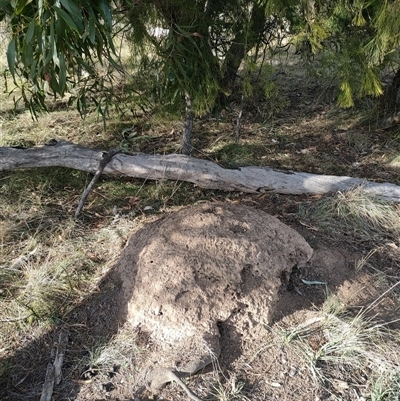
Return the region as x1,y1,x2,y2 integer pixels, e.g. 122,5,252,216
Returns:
300,186,400,245
211,373,250,401
75,325,141,377
273,294,400,400
0,178,138,349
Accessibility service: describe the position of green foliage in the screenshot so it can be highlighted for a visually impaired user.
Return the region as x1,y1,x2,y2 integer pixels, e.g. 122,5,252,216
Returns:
314,1,398,106
3,0,400,120
267,0,400,107
123,0,236,115
1,0,117,117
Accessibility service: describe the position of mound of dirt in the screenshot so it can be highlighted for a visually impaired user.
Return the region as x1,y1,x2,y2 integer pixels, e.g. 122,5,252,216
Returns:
115,202,313,394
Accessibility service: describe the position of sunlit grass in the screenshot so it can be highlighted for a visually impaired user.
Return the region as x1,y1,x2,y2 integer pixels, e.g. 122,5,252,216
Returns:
77,326,142,378
271,293,400,399
299,186,400,244
211,374,250,401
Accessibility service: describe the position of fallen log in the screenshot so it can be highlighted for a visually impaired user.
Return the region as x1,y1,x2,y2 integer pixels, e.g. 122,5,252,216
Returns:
1,140,400,202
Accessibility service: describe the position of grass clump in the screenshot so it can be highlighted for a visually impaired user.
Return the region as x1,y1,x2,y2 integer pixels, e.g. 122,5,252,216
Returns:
1,224,121,327
273,294,400,400
216,143,259,169
300,186,400,245
211,374,250,401
76,327,141,380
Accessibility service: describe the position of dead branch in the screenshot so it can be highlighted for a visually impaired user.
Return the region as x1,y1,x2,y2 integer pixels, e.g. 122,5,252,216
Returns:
1,140,400,202
40,329,68,401
75,148,121,218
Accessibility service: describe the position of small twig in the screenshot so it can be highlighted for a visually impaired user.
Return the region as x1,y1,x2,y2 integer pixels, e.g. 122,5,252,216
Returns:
0,314,33,323
75,148,121,218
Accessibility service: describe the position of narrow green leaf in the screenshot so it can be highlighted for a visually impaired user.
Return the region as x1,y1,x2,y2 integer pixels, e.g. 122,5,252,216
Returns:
95,30,104,60
59,0,81,20
50,22,59,67
0,0,10,9
97,0,112,27
15,0,32,15
50,74,60,94
26,20,35,43
7,38,16,80
22,41,34,66
53,5,80,34
30,59,38,78
59,53,66,94
55,17,67,38
78,94,87,117
58,0,84,32
105,29,116,53
89,9,96,44
44,32,53,65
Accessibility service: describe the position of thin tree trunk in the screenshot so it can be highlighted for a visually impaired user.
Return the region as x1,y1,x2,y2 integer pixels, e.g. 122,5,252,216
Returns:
219,2,266,96
182,93,194,155
381,68,400,113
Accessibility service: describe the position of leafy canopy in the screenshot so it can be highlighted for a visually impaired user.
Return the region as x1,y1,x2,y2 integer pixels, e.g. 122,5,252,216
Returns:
1,0,400,116
1,0,118,116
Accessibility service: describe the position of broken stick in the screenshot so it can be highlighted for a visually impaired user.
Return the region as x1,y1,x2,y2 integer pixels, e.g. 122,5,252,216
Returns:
75,148,121,218
40,329,69,401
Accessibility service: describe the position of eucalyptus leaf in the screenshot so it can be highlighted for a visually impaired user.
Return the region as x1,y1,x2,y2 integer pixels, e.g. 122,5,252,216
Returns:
88,10,96,44
58,0,81,18
59,53,66,94
7,38,16,80
26,19,35,43
0,0,10,9
97,0,112,27
53,5,80,34
15,0,32,15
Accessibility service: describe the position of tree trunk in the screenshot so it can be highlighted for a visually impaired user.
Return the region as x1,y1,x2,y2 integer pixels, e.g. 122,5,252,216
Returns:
381,68,400,113
1,141,400,202
181,93,194,155
219,2,266,96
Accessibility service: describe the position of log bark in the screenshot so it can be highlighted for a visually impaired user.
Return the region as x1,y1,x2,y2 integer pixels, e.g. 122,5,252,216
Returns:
1,140,400,202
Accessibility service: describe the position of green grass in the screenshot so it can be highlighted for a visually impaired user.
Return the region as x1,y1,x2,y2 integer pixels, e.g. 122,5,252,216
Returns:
215,143,261,168
211,374,250,401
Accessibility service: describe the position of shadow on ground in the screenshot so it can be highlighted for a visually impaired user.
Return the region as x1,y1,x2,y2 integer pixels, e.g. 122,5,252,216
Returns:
1,200,367,401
